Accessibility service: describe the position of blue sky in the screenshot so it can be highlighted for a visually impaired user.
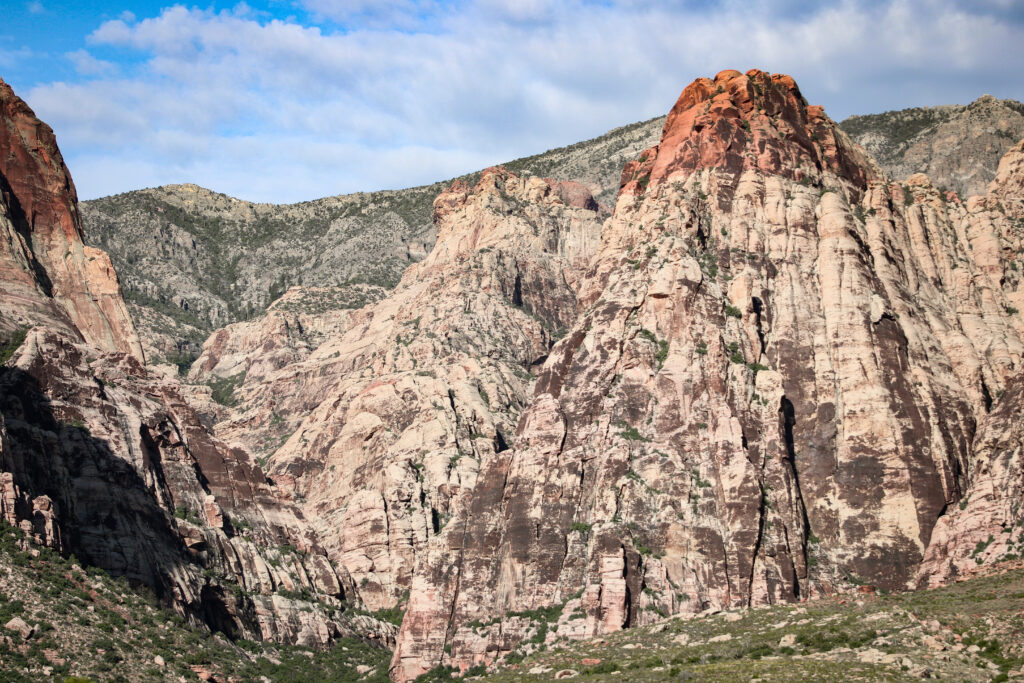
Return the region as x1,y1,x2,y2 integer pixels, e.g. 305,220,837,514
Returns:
3,0,1023,203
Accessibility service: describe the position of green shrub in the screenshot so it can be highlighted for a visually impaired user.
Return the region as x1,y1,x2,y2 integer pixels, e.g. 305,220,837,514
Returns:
0,326,28,364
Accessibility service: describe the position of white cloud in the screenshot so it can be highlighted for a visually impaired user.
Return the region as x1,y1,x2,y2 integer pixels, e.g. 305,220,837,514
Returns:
66,49,118,76
22,0,1024,202
26,1,44,15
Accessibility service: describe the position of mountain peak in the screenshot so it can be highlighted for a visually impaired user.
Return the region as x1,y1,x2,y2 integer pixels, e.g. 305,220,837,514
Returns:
622,68,876,196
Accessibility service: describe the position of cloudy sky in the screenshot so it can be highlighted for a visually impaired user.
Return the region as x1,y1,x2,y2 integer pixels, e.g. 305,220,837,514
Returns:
3,0,1023,203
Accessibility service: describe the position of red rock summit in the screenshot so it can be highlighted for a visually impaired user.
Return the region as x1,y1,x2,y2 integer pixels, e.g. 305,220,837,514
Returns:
621,69,876,196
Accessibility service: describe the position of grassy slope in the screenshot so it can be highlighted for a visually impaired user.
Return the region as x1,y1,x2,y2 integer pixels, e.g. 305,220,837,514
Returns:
471,565,1024,682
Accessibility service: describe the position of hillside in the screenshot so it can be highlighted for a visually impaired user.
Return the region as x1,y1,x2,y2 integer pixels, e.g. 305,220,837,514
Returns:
0,521,391,682
840,95,1024,197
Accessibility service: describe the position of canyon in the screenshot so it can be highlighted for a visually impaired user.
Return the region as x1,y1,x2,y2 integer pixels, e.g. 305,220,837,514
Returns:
1,67,1023,683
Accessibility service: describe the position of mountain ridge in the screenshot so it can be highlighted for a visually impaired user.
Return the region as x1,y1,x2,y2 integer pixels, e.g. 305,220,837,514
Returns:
3,67,1024,683
79,95,1024,366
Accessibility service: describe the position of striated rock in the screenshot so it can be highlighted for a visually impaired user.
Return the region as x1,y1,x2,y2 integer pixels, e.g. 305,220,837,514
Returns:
990,139,1024,219
0,77,142,360
188,167,603,616
917,375,1024,585
389,70,1024,680
5,65,1024,680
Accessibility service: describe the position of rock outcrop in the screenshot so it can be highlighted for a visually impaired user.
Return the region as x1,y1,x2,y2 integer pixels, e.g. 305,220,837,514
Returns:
0,77,143,360
189,169,604,613
0,76,394,649
389,69,1024,680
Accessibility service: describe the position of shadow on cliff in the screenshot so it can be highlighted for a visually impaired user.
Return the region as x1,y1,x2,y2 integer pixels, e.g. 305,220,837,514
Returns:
0,363,244,637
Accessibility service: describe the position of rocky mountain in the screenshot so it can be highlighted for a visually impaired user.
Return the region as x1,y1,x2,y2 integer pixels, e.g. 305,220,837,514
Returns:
79,95,1024,367
840,95,1024,198
162,68,1024,681
5,65,1024,683
0,76,397,664
79,117,664,363
379,68,1024,680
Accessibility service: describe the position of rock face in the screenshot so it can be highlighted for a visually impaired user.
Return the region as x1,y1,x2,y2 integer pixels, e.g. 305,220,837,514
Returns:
0,76,394,649
388,69,1024,680
0,77,142,360
189,169,603,613
841,95,1024,198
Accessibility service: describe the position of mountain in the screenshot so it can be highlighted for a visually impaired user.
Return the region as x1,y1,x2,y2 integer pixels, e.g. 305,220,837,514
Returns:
78,95,1024,366
0,76,398,671
4,67,1024,683
380,68,1024,680
839,95,1024,198
78,117,665,363
160,68,1024,680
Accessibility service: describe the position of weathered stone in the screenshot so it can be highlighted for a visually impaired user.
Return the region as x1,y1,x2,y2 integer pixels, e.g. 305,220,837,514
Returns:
4,617,32,640
389,70,1024,679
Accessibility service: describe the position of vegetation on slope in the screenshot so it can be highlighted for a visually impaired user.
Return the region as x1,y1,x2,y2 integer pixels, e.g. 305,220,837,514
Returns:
434,564,1024,682
0,521,390,682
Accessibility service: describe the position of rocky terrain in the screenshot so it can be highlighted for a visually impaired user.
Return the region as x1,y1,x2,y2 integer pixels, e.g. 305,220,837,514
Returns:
4,64,1024,683
841,95,1024,198
0,520,391,682
159,68,1024,681
79,95,1023,366
453,561,1024,681
78,117,663,363
381,68,1024,680
0,76,397,658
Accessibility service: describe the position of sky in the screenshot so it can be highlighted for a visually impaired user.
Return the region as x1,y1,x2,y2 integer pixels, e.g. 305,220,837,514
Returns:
2,0,1023,203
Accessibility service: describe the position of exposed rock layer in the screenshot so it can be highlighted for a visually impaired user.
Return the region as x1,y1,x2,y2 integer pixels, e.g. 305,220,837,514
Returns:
0,76,394,649
190,170,604,612
0,77,142,360
387,69,1024,680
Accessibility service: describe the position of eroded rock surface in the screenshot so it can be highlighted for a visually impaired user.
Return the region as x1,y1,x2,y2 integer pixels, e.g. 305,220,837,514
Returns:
0,78,142,360
0,76,394,649
389,69,1024,680
190,169,604,613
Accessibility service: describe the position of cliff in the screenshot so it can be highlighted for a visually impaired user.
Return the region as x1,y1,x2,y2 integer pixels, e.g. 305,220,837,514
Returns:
0,76,395,652
386,69,1024,679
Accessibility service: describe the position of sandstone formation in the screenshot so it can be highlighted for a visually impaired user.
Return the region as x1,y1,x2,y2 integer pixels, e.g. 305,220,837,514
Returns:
5,64,1024,682
0,77,142,360
189,170,604,614
386,69,1024,679
0,76,394,649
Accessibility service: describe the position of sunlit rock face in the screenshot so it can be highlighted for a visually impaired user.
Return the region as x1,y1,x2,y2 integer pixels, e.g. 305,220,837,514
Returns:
388,69,1024,680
